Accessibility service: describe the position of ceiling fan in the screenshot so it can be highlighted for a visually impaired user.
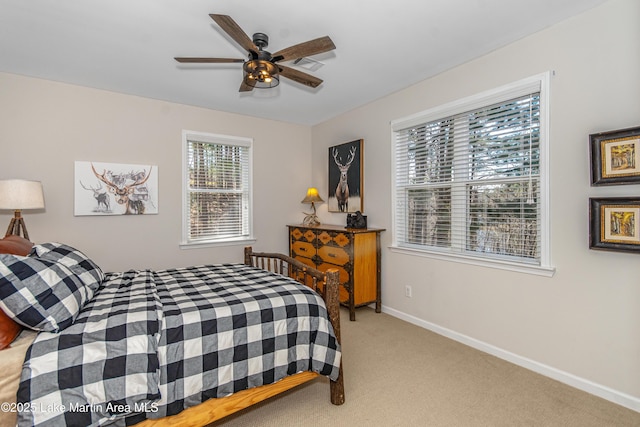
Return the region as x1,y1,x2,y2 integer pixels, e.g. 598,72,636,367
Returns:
174,14,336,92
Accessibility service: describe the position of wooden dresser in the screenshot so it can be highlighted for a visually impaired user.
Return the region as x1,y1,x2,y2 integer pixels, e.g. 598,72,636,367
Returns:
287,224,384,321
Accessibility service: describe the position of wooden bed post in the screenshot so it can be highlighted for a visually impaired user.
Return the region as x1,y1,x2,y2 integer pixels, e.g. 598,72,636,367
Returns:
244,246,253,267
324,269,345,405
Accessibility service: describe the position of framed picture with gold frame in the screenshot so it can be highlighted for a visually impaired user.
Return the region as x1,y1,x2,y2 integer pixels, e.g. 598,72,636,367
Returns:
590,126,640,185
589,197,640,253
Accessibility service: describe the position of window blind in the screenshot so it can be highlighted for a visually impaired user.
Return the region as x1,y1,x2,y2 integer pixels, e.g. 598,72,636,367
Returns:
184,133,252,243
394,91,542,265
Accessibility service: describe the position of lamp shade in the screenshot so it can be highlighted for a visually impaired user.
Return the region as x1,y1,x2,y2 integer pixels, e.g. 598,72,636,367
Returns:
301,187,324,204
0,180,45,210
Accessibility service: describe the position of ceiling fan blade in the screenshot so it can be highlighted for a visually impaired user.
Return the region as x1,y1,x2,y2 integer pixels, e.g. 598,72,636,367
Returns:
278,64,323,88
209,14,259,54
174,57,244,63
272,36,336,62
239,80,254,92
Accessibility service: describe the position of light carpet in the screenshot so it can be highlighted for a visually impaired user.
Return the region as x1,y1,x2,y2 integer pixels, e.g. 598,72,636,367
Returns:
211,307,640,426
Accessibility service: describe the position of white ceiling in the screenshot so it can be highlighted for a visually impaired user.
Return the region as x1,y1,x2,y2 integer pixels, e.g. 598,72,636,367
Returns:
0,0,607,126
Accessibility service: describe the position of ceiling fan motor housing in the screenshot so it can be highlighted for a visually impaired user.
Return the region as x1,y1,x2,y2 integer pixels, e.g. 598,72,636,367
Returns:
249,33,274,63
252,32,269,50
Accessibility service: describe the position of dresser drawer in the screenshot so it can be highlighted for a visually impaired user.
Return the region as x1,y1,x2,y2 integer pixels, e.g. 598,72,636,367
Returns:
291,241,315,259
290,255,318,290
317,245,350,266
317,263,350,304
317,262,350,284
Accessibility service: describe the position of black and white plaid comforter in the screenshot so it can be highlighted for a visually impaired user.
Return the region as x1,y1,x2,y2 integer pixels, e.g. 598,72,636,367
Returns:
17,264,341,427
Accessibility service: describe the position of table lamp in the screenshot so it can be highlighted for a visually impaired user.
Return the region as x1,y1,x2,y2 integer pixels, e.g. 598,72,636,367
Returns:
0,179,45,241
301,187,324,227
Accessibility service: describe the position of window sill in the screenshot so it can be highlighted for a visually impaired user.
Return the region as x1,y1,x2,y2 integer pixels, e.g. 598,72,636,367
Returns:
180,237,256,250
389,245,555,277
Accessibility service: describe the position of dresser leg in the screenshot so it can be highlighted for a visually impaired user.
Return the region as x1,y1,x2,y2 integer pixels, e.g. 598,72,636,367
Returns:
349,291,356,321
375,232,382,314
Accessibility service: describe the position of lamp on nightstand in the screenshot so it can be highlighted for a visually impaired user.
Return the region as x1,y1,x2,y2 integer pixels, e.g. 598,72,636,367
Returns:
0,179,45,241
301,187,324,227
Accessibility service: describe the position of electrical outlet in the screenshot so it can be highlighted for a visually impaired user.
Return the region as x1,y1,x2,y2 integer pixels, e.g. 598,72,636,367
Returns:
405,285,412,298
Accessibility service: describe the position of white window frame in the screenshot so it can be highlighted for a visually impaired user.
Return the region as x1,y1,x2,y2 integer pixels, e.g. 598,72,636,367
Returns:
180,130,255,248
390,72,554,277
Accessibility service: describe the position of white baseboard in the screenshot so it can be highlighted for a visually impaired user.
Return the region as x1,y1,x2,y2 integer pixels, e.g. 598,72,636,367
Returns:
382,305,640,413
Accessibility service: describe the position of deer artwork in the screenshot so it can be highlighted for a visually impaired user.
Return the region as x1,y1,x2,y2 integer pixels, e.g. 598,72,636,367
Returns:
80,181,111,212
91,163,152,215
332,145,357,212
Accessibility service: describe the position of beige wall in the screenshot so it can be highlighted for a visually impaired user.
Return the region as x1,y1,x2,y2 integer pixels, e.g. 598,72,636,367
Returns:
0,72,311,271
312,0,640,410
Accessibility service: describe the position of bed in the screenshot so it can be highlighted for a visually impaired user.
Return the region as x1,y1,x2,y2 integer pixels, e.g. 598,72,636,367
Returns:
0,237,343,427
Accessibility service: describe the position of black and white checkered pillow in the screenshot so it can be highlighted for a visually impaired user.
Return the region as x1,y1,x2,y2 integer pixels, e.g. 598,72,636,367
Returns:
30,242,103,290
0,243,102,332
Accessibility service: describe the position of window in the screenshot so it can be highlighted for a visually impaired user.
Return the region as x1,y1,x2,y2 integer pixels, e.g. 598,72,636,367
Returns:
391,73,553,276
181,131,253,247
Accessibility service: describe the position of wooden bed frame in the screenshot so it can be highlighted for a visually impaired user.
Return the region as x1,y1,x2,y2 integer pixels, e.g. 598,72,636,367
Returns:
135,246,344,427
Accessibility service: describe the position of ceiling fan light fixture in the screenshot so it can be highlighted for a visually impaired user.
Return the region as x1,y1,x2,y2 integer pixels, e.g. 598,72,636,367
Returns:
176,15,336,92
243,59,279,89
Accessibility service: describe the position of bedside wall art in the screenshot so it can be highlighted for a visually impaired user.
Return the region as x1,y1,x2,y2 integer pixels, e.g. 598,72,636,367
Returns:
328,139,363,213
589,197,640,253
74,161,158,216
590,126,640,185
